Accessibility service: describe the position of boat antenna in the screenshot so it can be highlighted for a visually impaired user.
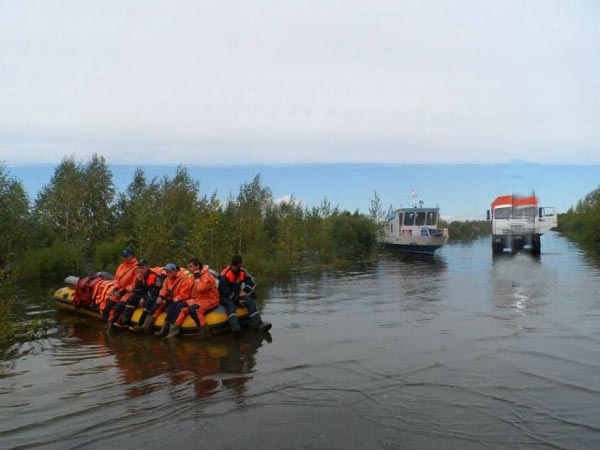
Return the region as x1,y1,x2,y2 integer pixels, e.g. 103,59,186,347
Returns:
410,190,418,208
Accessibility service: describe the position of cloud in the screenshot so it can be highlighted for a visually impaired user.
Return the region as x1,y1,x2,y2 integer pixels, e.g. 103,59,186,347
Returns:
1,1,599,164
274,194,304,208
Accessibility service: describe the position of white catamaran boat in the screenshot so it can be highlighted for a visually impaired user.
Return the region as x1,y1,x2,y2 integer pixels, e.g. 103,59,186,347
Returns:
381,205,448,255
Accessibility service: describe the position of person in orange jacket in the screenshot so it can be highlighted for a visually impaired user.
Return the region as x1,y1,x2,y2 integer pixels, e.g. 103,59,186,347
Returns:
145,263,193,336
110,259,164,328
105,248,138,328
167,258,220,338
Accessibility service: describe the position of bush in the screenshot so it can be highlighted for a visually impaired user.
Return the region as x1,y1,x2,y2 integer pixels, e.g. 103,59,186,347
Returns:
330,212,377,258
15,241,87,281
93,237,132,272
444,220,491,242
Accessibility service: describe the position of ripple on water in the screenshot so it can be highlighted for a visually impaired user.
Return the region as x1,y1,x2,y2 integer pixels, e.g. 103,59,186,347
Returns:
3,233,600,449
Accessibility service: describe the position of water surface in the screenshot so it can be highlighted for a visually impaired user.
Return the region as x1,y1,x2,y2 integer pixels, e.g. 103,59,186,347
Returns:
3,232,600,449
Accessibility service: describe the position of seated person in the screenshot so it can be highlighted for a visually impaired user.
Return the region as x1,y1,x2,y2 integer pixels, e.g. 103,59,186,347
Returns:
141,263,192,336
129,265,166,331
106,248,138,328
219,254,271,334
167,258,220,338
110,259,164,327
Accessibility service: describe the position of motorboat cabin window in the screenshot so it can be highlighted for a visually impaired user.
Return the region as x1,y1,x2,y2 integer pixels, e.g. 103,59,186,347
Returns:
390,223,393,233
398,213,403,227
416,212,426,226
426,211,437,226
404,212,416,226
494,207,511,219
540,207,556,217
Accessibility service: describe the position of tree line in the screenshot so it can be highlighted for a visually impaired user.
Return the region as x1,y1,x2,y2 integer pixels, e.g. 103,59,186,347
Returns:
0,156,377,281
442,220,491,242
557,186,600,250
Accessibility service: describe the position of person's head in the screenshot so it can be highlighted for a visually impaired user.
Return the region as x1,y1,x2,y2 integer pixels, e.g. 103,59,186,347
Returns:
122,247,134,262
230,254,242,273
164,262,178,279
187,257,202,273
137,258,149,273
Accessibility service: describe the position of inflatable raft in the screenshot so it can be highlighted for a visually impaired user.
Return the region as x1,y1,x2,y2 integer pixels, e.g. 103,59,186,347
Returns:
53,284,250,338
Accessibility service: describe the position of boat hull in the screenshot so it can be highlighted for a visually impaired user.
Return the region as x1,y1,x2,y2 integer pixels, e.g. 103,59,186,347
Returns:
54,286,250,337
383,243,443,255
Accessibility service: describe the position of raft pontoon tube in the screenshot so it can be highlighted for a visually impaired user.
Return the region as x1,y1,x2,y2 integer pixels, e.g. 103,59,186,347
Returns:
53,285,250,337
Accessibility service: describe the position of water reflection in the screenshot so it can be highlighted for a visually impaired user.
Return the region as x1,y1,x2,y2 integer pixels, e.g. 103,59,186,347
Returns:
490,252,551,315
6,233,600,449
380,251,447,307
382,249,448,269
60,317,269,400
492,249,541,263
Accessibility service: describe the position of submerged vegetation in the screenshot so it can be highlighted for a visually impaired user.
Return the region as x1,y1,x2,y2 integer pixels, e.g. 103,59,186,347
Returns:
557,187,600,252
0,156,377,283
0,293,51,351
0,298,17,348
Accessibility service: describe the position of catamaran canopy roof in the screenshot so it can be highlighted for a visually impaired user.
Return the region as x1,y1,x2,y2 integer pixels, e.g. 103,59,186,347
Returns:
491,195,537,209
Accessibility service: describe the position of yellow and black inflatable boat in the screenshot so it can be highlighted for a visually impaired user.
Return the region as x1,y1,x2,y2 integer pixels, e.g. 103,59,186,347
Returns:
53,286,249,337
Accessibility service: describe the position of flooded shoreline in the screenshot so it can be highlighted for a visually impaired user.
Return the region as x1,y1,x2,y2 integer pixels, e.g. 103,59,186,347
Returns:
3,232,600,449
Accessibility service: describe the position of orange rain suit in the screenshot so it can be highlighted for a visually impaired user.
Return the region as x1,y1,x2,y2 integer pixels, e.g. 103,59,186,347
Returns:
107,258,139,321
114,258,139,298
152,272,193,319
175,267,219,327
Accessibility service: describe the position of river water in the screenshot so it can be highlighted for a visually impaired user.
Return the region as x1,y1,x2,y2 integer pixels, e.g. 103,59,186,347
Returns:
3,232,600,449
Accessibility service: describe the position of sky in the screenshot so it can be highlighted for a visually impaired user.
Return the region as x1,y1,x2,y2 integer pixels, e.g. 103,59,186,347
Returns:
1,1,599,165
7,162,600,220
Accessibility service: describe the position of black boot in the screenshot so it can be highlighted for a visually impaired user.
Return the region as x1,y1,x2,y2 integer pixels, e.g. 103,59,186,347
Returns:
102,301,114,321
228,314,241,336
190,310,202,329
121,306,135,327
259,321,272,333
250,313,272,333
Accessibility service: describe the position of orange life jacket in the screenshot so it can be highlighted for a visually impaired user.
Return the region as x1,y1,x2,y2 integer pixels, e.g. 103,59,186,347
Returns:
221,265,246,283
92,279,120,312
159,272,193,302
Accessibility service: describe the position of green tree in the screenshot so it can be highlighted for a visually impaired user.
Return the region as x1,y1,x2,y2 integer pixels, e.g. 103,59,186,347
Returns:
329,211,377,258
114,166,203,263
34,157,86,242
559,185,600,247
368,190,385,238
83,154,115,241
0,165,30,266
33,154,115,246
236,174,272,256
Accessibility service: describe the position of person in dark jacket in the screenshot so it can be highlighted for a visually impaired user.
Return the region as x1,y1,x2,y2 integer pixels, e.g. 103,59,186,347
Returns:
111,259,164,327
219,254,271,334
129,265,167,332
